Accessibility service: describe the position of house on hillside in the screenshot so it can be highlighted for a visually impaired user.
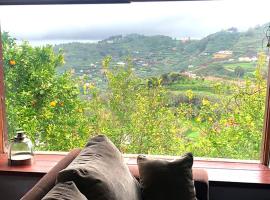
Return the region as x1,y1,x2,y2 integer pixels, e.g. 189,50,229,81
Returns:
238,56,257,62
181,71,197,79
213,50,233,59
251,56,258,62
201,52,210,56
90,63,97,68
117,62,125,66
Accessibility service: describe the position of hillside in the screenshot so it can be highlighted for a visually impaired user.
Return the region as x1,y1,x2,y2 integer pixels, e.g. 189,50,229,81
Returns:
54,23,267,81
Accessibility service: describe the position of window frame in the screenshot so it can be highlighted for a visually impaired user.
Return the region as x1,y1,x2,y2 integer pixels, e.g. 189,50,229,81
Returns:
0,0,129,5
0,26,7,154
0,0,269,165
261,59,270,166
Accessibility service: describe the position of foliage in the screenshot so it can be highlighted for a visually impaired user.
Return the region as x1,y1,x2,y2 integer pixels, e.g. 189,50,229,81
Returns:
234,66,245,77
177,52,267,159
3,32,92,150
86,57,182,154
2,33,268,160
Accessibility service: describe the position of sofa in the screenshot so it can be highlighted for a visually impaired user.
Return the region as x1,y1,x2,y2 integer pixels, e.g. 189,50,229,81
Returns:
21,148,209,200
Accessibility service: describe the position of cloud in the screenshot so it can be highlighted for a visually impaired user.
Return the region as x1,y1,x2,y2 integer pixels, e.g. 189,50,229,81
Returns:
0,0,269,41
35,15,203,40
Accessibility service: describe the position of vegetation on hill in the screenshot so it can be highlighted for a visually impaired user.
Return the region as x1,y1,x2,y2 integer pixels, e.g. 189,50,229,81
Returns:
54,24,267,81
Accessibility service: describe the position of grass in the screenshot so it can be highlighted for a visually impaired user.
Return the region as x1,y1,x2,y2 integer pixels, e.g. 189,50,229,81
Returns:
167,84,213,93
165,79,220,98
186,129,200,139
181,119,201,139
166,79,214,92
169,90,218,98
224,62,256,71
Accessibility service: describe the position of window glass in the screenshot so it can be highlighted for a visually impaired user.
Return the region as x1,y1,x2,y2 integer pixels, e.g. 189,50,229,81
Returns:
0,0,269,159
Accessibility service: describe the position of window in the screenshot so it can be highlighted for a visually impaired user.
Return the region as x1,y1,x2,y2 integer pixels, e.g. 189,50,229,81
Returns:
0,0,270,163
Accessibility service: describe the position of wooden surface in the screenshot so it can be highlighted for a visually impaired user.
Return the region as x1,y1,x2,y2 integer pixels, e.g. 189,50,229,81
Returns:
193,160,270,184
0,153,270,184
126,157,270,185
0,0,129,5
0,30,7,154
0,153,66,174
261,58,270,165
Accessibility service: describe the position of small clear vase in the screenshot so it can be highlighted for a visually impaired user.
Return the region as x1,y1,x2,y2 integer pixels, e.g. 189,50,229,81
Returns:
8,130,34,166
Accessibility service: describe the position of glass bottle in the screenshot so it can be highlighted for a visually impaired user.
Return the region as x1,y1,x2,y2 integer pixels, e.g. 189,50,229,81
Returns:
8,130,34,166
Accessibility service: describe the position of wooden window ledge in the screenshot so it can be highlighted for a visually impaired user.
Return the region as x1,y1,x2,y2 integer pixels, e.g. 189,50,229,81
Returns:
0,153,270,184
0,153,67,174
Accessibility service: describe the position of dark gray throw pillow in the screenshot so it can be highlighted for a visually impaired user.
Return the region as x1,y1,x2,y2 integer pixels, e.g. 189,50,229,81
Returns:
42,181,87,200
57,135,141,200
137,152,197,200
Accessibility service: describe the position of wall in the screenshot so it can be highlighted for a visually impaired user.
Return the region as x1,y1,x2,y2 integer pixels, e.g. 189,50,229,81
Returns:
0,173,42,200
1,174,270,200
210,182,270,200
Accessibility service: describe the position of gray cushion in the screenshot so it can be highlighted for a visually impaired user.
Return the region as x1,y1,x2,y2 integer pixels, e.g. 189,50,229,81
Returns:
57,135,142,200
41,181,87,200
21,149,81,200
137,152,197,200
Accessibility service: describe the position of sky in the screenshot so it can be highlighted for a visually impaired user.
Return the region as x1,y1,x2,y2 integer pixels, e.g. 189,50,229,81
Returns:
0,0,269,41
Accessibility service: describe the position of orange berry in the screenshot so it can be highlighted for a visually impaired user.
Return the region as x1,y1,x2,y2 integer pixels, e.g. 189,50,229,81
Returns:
50,101,57,107
9,60,16,65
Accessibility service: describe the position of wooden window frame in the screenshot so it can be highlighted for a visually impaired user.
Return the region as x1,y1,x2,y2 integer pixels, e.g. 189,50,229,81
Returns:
0,0,270,166
261,59,270,166
0,0,130,4
0,0,206,5
0,26,7,154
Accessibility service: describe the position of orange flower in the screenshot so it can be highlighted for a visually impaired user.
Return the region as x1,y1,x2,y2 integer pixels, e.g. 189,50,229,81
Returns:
50,101,57,107
9,60,16,66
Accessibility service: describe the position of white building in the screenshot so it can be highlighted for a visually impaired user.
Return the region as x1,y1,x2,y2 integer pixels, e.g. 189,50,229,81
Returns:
182,71,197,79
238,57,252,62
251,57,258,62
117,62,125,66
217,50,233,55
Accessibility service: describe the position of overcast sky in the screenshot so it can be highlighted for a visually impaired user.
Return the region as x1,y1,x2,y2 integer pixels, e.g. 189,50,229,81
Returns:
0,0,269,41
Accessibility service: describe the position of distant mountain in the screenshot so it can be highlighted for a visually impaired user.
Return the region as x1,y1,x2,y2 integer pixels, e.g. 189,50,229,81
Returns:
54,23,268,80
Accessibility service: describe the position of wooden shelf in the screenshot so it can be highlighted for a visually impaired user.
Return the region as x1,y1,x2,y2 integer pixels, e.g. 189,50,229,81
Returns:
0,153,66,174
0,153,270,184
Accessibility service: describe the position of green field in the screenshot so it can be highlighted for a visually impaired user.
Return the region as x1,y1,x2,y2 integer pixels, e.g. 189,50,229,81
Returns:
167,82,214,93
165,77,228,99
224,62,256,71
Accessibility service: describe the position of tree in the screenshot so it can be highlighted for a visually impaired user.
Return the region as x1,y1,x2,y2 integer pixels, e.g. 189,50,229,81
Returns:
234,66,245,78
3,32,92,150
87,57,182,154
178,52,267,159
